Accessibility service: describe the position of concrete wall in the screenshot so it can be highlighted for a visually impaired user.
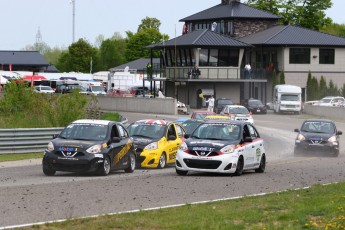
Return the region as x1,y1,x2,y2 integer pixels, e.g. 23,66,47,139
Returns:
304,104,345,120
97,96,177,115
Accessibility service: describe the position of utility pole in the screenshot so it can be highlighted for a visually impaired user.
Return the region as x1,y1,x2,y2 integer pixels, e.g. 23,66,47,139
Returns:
71,0,76,43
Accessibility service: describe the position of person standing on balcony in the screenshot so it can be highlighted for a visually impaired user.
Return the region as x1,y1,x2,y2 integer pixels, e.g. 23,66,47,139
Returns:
191,65,201,79
244,63,251,79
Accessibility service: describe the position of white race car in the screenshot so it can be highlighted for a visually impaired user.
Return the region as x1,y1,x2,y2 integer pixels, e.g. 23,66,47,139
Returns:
175,120,266,176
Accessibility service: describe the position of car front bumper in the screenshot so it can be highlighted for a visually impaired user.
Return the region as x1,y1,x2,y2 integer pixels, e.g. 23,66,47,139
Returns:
294,141,339,154
176,150,239,174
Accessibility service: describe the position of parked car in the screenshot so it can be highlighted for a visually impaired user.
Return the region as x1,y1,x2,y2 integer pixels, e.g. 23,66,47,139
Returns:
242,99,267,114
190,110,216,119
294,119,342,156
175,120,266,176
42,119,136,176
214,98,234,114
316,96,345,107
34,85,55,94
127,119,186,168
220,105,254,124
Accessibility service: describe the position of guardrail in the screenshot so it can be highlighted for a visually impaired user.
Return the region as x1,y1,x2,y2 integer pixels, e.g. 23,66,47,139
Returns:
0,118,129,154
0,128,63,154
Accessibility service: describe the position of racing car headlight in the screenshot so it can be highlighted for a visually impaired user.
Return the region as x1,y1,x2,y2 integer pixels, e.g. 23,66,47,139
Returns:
328,136,337,143
145,142,158,150
86,144,102,154
179,142,188,151
220,145,235,154
47,141,54,151
296,134,305,141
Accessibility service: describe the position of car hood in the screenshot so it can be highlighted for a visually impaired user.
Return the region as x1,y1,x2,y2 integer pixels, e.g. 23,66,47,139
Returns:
52,138,102,150
132,136,160,148
300,132,334,140
185,138,239,150
248,105,265,109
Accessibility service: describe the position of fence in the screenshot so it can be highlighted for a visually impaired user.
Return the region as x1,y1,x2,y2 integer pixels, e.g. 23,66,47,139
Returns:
0,128,63,154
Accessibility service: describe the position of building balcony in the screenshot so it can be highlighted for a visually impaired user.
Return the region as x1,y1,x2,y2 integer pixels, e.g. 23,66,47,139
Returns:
149,67,271,81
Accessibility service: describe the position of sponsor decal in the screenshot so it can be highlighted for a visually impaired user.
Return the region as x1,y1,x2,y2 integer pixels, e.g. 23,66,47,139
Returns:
102,143,107,148
113,140,132,164
256,148,261,157
58,157,78,161
94,154,103,158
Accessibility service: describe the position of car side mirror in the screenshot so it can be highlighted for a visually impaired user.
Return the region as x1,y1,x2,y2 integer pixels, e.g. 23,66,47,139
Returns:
112,137,121,143
168,135,177,141
337,130,342,135
53,134,58,139
184,134,190,139
294,129,300,132
244,136,252,142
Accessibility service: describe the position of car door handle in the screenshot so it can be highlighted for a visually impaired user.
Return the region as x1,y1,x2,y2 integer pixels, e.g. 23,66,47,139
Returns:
252,146,255,148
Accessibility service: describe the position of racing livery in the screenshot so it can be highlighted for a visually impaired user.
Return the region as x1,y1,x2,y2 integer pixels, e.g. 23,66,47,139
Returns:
176,120,266,176
42,119,136,176
127,119,186,168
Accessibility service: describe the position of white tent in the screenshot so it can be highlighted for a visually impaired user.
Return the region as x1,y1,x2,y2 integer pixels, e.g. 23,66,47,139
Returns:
0,75,8,84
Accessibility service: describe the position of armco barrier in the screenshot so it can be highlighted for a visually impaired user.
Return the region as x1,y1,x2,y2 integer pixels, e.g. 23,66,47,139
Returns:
0,119,129,154
303,104,345,120
0,128,63,154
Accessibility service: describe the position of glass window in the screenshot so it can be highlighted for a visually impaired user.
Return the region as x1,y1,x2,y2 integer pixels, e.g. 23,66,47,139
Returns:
319,49,334,64
289,48,310,64
247,124,259,138
118,125,128,138
209,49,218,66
199,49,209,66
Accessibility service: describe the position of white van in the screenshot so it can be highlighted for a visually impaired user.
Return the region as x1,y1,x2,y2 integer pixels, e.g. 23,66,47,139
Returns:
273,85,302,114
79,81,106,96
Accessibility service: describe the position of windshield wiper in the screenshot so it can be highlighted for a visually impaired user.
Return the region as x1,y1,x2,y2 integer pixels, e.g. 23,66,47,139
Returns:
133,134,150,138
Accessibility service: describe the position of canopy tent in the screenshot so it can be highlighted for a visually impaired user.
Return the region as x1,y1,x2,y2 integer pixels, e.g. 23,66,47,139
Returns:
22,75,47,81
0,75,8,84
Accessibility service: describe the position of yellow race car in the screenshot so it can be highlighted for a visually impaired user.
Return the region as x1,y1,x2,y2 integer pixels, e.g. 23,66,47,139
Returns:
127,119,186,168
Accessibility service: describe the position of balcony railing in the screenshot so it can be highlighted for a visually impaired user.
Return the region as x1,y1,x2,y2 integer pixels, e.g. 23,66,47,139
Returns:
148,67,270,81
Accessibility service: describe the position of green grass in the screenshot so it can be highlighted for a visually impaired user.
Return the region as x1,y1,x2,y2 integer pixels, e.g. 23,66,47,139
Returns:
27,182,345,230
0,152,43,162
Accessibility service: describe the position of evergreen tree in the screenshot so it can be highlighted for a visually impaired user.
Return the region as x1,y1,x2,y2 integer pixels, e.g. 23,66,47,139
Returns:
340,83,345,97
279,70,285,84
306,71,312,101
272,69,278,98
319,76,327,98
327,79,339,96
311,76,319,100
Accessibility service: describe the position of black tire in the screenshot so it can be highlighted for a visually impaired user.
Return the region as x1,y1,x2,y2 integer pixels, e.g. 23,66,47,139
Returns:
157,153,167,169
98,156,111,176
125,153,136,173
176,168,188,176
234,156,244,176
42,160,56,176
255,154,266,173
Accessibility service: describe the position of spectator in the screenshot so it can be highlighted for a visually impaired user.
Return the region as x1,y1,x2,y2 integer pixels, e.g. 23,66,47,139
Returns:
205,95,215,112
191,65,201,79
244,63,251,79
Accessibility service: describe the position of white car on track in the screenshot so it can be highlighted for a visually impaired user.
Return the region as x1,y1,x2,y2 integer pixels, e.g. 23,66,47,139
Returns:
175,120,266,176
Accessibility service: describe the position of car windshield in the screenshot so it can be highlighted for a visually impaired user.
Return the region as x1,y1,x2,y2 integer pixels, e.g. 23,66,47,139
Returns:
127,124,166,139
181,120,204,134
281,94,299,101
39,86,53,91
301,121,335,134
218,99,233,105
59,123,108,141
248,100,263,106
320,98,332,103
192,123,240,141
229,107,249,114
91,86,104,92
194,113,212,119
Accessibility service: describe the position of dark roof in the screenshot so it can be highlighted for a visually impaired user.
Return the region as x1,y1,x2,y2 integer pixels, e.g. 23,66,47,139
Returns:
109,58,160,72
180,1,281,22
0,51,49,66
152,29,251,49
239,25,345,47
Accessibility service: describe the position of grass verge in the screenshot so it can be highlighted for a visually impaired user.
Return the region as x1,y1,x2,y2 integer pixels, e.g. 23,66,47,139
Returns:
27,182,345,230
0,152,43,162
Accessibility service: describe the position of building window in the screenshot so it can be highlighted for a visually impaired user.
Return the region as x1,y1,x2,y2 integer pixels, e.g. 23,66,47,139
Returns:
289,48,310,64
319,49,334,64
199,49,209,66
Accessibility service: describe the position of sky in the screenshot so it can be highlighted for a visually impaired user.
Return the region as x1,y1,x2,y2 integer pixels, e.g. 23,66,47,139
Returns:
1,0,344,51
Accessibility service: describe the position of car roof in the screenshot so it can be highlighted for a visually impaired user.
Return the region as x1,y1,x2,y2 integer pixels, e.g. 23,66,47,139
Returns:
72,119,113,125
203,119,244,125
224,105,246,108
133,119,171,126
193,110,214,114
204,115,231,120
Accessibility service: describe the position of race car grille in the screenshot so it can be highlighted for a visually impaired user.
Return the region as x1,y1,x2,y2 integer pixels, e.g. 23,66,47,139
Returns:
54,151,85,157
188,151,219,157
183,159,221,169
